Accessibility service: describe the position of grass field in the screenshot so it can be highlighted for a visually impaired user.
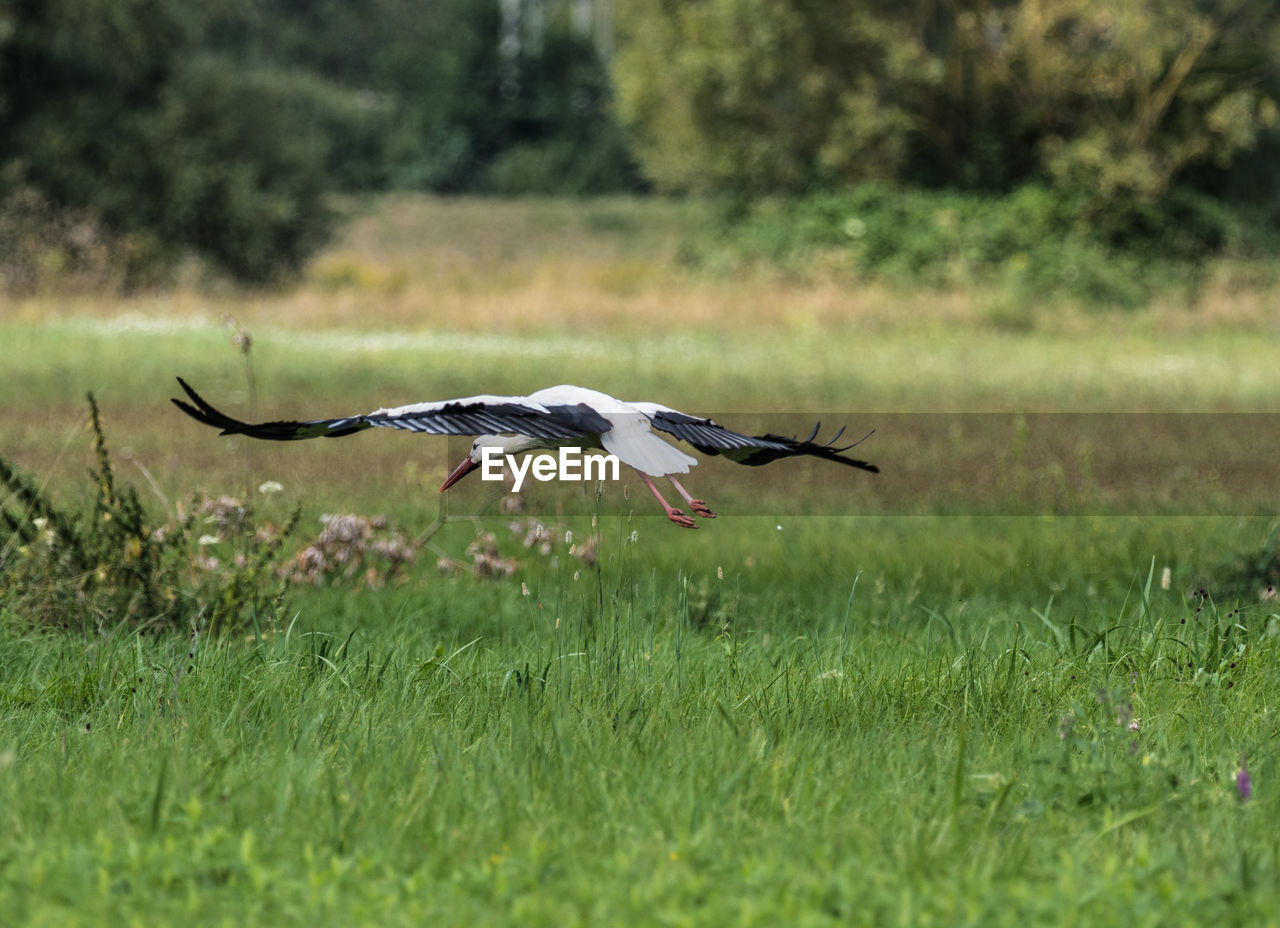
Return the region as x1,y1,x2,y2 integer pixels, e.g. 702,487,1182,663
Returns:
2,196,1280,925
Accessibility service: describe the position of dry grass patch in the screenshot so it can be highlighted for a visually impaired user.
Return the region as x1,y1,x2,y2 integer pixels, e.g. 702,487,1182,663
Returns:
5,194,1280,342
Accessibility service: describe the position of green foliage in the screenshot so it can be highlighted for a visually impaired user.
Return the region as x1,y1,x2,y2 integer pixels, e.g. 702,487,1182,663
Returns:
0,0,643,286
0,0,336,288
200,0,485,191
463,12,645,195
0,394,294,635
615,0,923,194
203,0,643,195
486,131,642,196
703,181,1279,305
615,0,1280,254
142,57,337,282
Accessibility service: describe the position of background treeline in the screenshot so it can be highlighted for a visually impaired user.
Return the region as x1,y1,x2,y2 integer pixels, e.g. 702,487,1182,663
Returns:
615,0,1280,302
0,0,637,288
2,0,1278,293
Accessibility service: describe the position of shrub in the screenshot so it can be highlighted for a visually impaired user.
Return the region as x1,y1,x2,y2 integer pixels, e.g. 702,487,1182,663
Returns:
706,181,1276,305
0,395,295,636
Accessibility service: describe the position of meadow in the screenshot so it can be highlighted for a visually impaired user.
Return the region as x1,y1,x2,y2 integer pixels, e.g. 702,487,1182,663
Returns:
2,196,1279,925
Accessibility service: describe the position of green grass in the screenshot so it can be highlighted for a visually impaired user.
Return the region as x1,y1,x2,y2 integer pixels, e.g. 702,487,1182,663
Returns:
2,195,1280,924
2,545,1278,924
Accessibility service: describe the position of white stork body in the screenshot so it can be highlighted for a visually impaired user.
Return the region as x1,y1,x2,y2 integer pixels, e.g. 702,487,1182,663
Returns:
172,379,877,528
524,386,696,477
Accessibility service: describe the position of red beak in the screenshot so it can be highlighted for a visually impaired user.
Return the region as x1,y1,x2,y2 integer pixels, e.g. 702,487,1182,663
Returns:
440,455,480,492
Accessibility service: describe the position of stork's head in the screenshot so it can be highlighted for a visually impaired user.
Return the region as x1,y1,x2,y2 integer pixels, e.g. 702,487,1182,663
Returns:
439,434,543,491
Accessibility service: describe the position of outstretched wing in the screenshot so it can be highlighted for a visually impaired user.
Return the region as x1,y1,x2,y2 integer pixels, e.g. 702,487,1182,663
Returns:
628,402,879,474
172,377,590,442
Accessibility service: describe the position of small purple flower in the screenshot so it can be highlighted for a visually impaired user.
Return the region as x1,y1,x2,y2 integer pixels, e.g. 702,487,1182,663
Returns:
1237,758,1252,802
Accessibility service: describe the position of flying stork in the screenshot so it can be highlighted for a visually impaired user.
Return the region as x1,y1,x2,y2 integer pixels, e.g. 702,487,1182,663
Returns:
171,378,877,528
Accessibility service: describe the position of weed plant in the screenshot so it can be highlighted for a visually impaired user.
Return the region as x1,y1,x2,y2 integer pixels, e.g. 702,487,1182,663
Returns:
0,394,294,636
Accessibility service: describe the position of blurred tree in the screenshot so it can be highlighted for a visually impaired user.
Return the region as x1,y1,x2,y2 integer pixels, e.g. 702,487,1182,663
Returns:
0,0,335,285
198,0,483,190
992,0,1280,238
200,0,641,193
482,12,643,194
614,0,928,194
614,0,1280,236
0,0,639,291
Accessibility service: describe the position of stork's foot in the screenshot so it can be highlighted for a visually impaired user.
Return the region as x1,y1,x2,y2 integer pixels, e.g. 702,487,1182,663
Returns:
688,499,716,519
666,508,698,529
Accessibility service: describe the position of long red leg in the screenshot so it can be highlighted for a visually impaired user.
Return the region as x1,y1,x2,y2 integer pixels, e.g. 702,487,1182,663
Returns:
637,471,697,528
668,477,715,519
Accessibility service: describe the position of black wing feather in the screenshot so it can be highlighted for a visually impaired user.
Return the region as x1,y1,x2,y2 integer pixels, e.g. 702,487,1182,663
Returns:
172,377,351,440
172,378,588,443
643,408,878,474
542,403,613,435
